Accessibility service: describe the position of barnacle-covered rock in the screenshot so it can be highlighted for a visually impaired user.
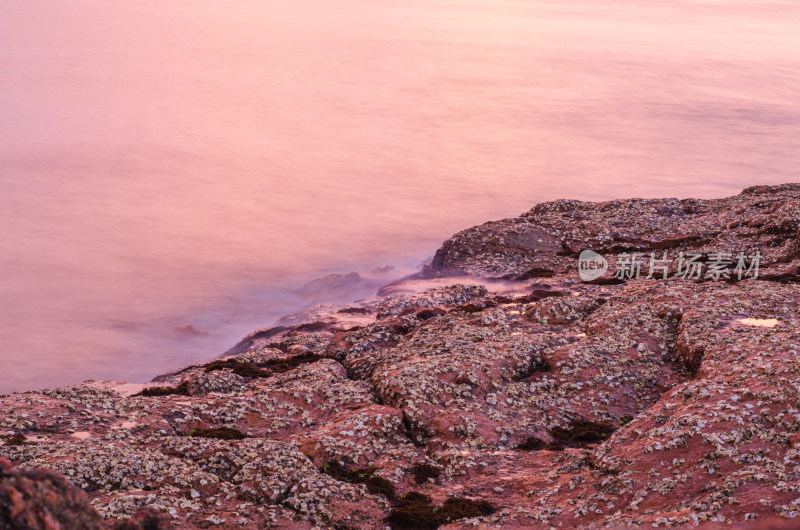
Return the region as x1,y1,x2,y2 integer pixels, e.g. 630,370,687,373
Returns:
3,184,800,529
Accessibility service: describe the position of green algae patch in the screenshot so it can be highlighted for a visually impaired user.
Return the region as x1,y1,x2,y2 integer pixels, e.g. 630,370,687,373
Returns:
410,462,441,485
132,380,190,397
385,492,495,529
319,461,396,500
203,359,270,378
550,419,616,448
187,427,247,440
264,352,322,373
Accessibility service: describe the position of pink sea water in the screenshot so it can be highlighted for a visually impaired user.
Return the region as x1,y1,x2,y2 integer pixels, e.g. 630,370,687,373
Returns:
1,0,799,392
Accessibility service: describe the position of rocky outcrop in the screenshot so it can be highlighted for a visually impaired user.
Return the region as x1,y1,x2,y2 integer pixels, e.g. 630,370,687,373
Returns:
427,183,800,281
2,184,800,528
0,457,165,529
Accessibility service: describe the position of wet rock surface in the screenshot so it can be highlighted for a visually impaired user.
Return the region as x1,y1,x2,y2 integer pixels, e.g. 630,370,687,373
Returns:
2,184,800,528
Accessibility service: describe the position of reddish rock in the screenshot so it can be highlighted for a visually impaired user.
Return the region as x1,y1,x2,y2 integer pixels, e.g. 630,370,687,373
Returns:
0,457,166,529
2,184,800,528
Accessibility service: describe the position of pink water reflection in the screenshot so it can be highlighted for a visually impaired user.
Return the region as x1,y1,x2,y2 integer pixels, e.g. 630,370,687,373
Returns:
1,0,798,392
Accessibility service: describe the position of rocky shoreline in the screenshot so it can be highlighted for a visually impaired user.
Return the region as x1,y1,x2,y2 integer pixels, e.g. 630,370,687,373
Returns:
2,183,800,528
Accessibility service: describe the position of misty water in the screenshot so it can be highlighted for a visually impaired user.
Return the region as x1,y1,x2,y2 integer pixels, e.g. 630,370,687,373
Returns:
1,0,798,392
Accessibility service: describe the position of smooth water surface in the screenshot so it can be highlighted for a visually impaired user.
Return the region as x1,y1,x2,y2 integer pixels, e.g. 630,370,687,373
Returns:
1,0,798,391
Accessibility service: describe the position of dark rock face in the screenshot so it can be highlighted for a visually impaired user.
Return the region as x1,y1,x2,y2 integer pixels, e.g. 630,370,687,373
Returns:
427,183,800,280
2,184,800,528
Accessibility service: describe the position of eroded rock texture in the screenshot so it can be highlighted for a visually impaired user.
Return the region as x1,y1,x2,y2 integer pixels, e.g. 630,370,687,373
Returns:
2,184,800,528
0,456,165,529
